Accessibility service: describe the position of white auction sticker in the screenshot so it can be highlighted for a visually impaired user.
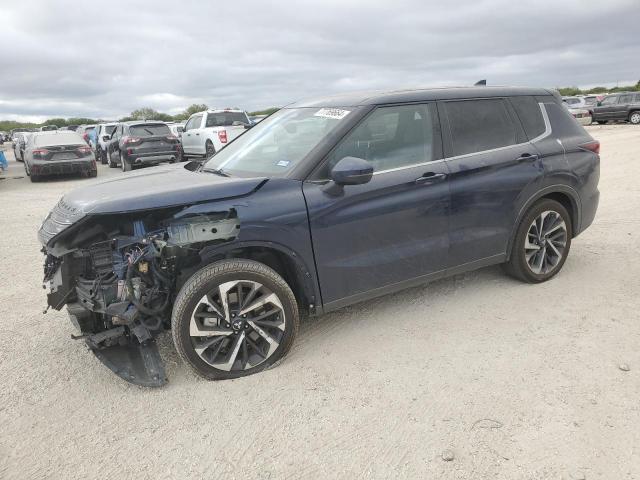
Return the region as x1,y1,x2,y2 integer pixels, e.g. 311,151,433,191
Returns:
314,108,351,120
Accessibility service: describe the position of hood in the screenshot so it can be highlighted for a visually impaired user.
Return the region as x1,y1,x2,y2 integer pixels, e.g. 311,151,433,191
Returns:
62,163,267,214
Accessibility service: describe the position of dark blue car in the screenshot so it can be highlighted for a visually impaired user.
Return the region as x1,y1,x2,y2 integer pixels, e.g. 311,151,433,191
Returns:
39,86,600,386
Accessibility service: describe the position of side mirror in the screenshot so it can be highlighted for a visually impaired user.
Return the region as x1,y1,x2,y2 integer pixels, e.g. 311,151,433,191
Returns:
102,135,110,141
330,156,374,186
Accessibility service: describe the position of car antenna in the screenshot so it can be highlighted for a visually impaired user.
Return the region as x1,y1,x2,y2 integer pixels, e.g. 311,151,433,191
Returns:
474,79,487,86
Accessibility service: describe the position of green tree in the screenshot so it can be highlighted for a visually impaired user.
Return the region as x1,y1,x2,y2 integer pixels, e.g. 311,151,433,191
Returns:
173,104,208,121
249,107,279,116
124,108,173,122
43,118,68,128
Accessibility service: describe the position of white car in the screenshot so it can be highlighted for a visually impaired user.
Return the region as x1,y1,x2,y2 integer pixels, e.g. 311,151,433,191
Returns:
181,109,252,158
169,123,185,140
94,123,118,164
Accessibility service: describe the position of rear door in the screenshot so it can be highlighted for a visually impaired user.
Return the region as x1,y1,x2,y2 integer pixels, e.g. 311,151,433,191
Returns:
439,97,545,267
614,94,634,121
303,103,451,309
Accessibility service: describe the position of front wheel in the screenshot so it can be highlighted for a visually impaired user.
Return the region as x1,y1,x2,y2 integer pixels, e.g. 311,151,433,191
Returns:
503,199,572,283
172,259,299,380
629,111,640,125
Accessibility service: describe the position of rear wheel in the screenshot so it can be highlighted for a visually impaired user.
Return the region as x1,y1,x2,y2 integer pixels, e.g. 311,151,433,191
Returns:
121,152,131,172
629,111,640,125
205,140,215,158
503,199,572,283
108,149,117,168
172,259,299,380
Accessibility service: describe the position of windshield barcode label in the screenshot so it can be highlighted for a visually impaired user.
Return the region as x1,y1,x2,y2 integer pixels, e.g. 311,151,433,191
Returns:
314,108,351,119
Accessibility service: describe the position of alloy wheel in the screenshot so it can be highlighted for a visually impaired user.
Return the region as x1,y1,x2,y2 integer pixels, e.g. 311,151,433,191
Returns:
630,112,640,125
524,210,568,275
189,280,286,371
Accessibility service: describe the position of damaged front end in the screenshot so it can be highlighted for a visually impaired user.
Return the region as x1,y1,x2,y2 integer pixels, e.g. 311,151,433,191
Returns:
41,202,240,387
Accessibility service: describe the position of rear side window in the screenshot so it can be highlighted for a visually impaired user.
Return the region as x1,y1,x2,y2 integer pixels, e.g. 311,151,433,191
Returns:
618,94,633,104
444,99,517,156
510,96,547,140
129,124,171,137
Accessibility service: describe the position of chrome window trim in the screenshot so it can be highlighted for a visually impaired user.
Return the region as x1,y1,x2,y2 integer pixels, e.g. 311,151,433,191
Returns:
372,102,552,175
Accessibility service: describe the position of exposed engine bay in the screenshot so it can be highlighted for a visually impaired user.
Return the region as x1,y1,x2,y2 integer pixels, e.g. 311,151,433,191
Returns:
42,207,240,387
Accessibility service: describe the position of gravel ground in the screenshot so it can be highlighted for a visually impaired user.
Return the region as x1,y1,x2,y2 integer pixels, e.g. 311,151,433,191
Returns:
1,125,639,479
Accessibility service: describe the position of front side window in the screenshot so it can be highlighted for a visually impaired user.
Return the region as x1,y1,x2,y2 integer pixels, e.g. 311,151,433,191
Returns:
185,115,202,131
204,107,355,177
444,99,517,156
321,104,438,176
600,96,618,106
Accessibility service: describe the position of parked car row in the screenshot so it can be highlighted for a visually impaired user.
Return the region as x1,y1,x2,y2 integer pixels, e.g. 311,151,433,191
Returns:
562,92,640,125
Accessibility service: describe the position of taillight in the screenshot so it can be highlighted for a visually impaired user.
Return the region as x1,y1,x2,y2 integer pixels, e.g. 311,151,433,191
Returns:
580,141,600,155
77,146,92,156
218,130,228,143
83,133,89,142
165,135,178,143
32,149,49,159
122,136,142,145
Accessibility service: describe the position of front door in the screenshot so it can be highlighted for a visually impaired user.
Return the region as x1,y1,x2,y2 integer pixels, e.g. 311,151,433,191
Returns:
303,103,451,309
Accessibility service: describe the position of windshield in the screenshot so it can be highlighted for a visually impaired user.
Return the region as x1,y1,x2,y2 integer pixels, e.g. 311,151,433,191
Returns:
129,124,171,136
203,107,354,177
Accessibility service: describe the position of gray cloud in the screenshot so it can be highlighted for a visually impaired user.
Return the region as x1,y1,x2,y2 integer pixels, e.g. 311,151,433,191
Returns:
1,0,638,121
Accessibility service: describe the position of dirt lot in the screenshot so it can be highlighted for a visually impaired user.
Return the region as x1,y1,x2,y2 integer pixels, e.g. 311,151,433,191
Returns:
1,125,639,479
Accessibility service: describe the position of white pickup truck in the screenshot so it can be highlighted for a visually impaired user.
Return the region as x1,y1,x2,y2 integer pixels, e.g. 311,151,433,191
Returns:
181,109,252,158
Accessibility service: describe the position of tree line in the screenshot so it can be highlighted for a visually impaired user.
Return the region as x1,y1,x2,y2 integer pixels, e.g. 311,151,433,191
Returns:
0,105,280,132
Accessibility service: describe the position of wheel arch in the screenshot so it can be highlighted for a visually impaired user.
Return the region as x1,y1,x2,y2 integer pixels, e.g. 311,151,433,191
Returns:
506,185,581,260
181,241,320,315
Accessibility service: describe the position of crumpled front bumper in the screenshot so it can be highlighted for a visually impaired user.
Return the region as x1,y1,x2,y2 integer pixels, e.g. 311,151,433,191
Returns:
87,335,168,388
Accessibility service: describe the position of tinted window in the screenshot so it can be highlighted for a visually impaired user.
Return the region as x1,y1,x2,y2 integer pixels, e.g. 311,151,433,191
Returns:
325,104,438,174
600,96,618,105
544,103,587,138
105,125,116,135
205,112,249,127
618,94,633,104
510,96,546,140
129,124,171,136
444,99,517,156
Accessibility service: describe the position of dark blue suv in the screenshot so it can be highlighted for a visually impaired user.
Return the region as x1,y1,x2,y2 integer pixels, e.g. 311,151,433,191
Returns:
39,86,600,386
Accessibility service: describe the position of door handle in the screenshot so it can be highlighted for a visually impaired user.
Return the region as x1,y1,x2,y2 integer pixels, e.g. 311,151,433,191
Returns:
516,153,539,162
195,133,200,136
415,172,447,184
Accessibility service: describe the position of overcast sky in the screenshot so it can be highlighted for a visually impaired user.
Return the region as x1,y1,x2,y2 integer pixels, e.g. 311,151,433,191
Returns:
1,0,638,122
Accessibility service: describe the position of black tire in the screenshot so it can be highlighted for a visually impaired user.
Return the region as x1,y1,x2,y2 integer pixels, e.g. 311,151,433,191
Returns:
121,152,131,172
596,120,608,125
205,140,215,158
88,168,97,178
172,259,299,380
503,199,572,283
99,147,108,164
629,111,640,125
108,149,117,168
23,161,30,176
30,173,40,183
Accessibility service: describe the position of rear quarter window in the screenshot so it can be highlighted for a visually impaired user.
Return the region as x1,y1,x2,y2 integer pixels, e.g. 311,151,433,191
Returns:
443,99,517,156
510,96,547,140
